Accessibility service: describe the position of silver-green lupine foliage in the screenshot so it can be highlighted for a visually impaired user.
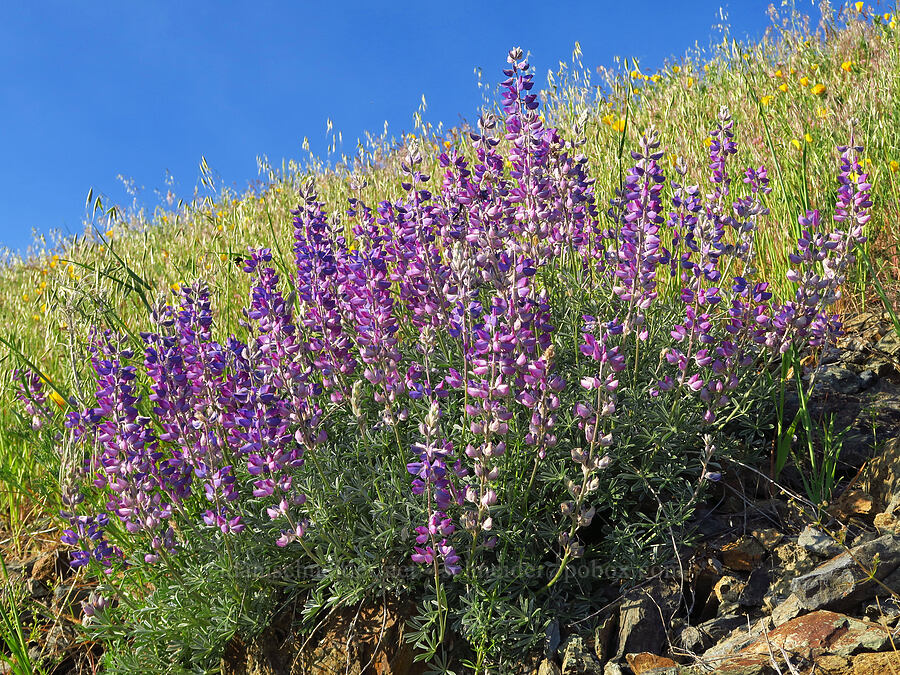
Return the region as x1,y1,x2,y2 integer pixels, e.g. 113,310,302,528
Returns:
16,50,868,671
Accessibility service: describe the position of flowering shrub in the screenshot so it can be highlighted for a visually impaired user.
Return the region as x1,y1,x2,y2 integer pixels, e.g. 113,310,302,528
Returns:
28,48,869,669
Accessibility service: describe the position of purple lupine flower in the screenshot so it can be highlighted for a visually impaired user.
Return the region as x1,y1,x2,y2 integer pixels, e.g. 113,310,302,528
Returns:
612,128,665,339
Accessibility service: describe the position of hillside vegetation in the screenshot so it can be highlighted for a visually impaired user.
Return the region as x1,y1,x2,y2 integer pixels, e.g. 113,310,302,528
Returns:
1,3,899,673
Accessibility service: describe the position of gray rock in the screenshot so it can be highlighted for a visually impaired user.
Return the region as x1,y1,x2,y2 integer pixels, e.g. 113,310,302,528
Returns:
763,543,818,612
810,365,863,395
851,530,879,547
738,567,769,608
864,596,900,624
703,617,771,659
859,369,878,389
44,623,74,655
700,614,748,643
616,584,677,659
538,658,562,675
561,635,603,675
593,613,616,665
25,578,49,599
790,533,900,612
877,331,900,356
770,593,804,626
677,625,707,653
797,526,842,558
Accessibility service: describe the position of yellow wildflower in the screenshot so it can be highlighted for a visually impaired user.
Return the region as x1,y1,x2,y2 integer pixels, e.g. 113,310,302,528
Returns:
672,65,681,74
601,113,615,126
704,137,713,147
611,118,626,132
790,67,796,75
687,76,694,88
804,133,813,143
49,390,66,408
791,139,802,151
810,64,819,71
800,76,809,86
443,140,452,150
889,160,899,172
817,107,829,118
105,229,114,238
650,74,660,83
841,60,853,72
778,83,788,92
775,69,783,78
855,1,863,12
811,83,826,95
761,95,774,106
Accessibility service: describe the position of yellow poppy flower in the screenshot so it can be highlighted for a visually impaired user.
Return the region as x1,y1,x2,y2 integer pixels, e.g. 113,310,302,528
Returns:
811,83,826,95
49,391,66,408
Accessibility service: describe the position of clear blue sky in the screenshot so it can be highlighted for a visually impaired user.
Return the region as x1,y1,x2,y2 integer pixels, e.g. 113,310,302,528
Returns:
0,1,800,254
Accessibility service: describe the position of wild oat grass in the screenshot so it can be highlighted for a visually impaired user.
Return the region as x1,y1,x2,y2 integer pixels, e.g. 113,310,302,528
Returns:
0,4,898,670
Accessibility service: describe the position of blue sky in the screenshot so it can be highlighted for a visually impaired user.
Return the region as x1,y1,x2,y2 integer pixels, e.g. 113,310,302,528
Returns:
0,1,800,254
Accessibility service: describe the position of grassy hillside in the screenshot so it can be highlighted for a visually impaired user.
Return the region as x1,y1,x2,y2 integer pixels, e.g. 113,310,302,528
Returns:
0,2,898,671
2,0,897,557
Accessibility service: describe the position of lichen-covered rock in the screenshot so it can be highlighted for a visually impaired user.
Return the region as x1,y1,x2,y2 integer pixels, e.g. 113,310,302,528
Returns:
797,526,842,558
615,582,679,659
720,536,766,572
561,636,603,675
790,533,900,611
737,610,890,658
